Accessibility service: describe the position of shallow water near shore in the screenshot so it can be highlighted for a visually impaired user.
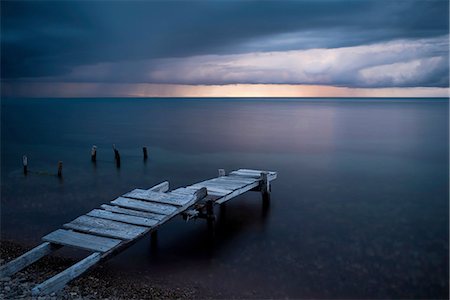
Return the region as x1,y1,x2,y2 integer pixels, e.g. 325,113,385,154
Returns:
1,98,449,298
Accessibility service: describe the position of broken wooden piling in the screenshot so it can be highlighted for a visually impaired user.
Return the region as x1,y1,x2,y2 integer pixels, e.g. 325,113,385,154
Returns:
22,155,28,175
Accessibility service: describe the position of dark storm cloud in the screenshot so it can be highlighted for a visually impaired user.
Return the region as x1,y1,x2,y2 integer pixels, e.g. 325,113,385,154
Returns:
1,0,449,88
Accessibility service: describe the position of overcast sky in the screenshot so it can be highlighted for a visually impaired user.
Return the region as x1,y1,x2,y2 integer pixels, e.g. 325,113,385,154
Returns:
1,0,449,97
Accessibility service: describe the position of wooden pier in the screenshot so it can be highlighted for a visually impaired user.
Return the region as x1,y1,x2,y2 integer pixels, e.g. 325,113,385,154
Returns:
0,168,277,296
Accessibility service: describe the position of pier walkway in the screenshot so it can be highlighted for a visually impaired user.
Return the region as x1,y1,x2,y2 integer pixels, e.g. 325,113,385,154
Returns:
0,168,277,296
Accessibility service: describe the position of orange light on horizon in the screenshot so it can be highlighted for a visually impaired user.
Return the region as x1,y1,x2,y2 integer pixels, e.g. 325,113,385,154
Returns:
1,82,448,98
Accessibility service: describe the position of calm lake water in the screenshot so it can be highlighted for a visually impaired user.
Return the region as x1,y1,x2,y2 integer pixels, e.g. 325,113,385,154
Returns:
1,98,449,298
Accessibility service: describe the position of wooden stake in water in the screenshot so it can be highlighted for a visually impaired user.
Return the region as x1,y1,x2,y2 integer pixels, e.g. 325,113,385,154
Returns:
23,155,28,175
260,171,270,202
91,146,97,162
113,145,120,168
143,147,148,160
57,161,63,178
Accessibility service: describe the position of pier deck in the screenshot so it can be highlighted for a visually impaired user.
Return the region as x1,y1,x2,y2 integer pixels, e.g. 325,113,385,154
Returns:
0,168,277,296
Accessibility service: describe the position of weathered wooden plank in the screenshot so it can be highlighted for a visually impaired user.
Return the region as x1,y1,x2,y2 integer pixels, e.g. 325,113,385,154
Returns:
32,252,101,296
0,242,61,277
238,169,277,175
63,215,148,240
87,209,159,227
215,179,262,204
217,176,257,184
100,204,165,221
229,171,261,178
231,169,277,180
190,183,234,193
111,197,177,215
43,229,121,253
170,188,197,195
205,178,250,189
123,189,194,206
147,181,169,193
185,186,229,196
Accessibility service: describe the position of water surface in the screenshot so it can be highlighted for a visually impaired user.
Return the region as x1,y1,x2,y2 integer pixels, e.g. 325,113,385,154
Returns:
1,98,448,298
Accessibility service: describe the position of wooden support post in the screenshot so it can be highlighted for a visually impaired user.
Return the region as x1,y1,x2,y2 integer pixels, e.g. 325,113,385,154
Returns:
114,149,120,168
91,145,97,162
206,200,215,230
261,171,270,202
32,252,101,296
57,161,63,178
151,230,158,250
22,155,28,175
0,242,61,278
218,168,225,177
219,203,226,220
143,147,148,160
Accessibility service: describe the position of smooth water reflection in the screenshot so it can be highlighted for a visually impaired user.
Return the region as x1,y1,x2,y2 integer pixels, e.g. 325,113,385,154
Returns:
1,98,448,298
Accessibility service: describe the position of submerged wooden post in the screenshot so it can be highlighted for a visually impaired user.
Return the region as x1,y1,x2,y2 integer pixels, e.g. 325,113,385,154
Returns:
22,155,28,175
113,144,120,168
91,145,97,162
218,169,225,177
206,200,215,230
151,230,158,249
261,171,270,202
143,147,148,160
57,161,63,178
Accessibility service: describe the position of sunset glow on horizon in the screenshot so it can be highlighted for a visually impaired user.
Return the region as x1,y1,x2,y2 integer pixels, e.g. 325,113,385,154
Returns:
2,82,448,98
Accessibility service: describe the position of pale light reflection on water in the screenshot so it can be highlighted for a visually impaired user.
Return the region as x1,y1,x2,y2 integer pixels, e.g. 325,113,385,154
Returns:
1,98,448,298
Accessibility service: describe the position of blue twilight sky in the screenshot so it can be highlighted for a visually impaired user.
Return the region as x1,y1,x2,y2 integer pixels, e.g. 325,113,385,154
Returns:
1,0,449,97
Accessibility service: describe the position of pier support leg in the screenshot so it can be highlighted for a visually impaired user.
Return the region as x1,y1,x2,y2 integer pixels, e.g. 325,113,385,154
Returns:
260,172,270,199
151,230,158,250
260,171,271,216
57,161,63,178
143,147,148,161
219,203,226,220
206,200,215,234
23,155,28,175
114,150,121,168
91,145,97,162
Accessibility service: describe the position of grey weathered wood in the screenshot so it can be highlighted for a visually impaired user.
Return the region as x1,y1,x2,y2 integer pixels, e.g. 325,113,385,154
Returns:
185,186,230,196
261,172,269,194
100,204,165,221
230,171,277,181
239,169,277,175
0,242,61,277
87,209,159,227
215,176,257,184
190,182,234,193
123,189,194,206
32,252,101,296
147,181,169,193
215,179,262,204
43,229,121,253
63,215,148,240
205,178,249,189
4,169,275,295
193,187,208,201
111,197,177,215
170,188,197,195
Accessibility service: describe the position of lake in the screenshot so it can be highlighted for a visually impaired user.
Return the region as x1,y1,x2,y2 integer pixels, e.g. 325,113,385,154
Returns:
1,98,448,298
